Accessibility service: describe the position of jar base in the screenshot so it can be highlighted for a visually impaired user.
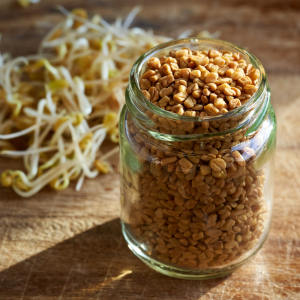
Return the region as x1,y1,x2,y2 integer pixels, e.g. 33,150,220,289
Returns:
121,221,264,280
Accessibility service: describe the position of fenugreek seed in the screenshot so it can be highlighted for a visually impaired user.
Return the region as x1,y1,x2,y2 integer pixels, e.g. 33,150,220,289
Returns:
232,150,245,166
244,84,258,95
173,92,187,103
229,99,241,109
200,165,211,176
149,87,159,102
158,95,170,107
140,79,151,90
142,90,150,100
160,64,172,76
223,88,235,96
231,87,241,97
228,61,238,70
159,87,173,98
184,96,195,108
178,85,187,93
174,79,187,89
161,156,177,166
204,103,219,116
193,104,203,111
218,65,230,76
214,98,227,110
179,158,193,174
161,74,175,87
190,55,209,66
208,49,222,58
181,68,191,79
205,72,218,83
205,229,222,237
190,70,201,79
248,69,260,81
175,49,189,58
147,57,161,69
209,158,226,172
184,111,196,117
213,57,224,67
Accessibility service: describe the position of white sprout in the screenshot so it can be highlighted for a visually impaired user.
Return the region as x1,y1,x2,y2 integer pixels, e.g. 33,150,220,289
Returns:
0,6,216,197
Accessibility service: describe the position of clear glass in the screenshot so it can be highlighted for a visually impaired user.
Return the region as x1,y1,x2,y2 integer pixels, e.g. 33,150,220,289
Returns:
119,38,277,279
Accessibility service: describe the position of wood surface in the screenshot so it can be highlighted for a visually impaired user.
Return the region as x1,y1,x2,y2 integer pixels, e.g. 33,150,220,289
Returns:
0,0,300,299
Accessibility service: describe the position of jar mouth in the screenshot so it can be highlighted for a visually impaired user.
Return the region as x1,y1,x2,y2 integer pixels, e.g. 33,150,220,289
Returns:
129,37,267,122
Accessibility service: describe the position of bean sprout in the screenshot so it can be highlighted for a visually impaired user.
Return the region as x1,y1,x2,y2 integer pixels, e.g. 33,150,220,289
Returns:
0,7,213,197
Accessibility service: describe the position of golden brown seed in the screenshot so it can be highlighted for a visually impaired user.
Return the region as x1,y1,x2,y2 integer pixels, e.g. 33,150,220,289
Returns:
158,96,170,107
160,64,172,76
184,96,195,108
174,79,187,89
147,57,161,69
232,150,245,166
205,72,219,83
200,165,211,176
142,90,150,100
179,158,193,174
190,70,201,79
190,55,209,66
192,232,204,241
214,98,227,110
149,72,162,83
175,49,189,58
231,87,241,97
218,65,230,76
231,70,243,80
248,69,260,81
161,156,177,166
160,87,173,98
214,57,225,67
181,68,191,79
208,49,222,58
173,92,187,103
142,70,156,79
217,83,231,93
205,229,222,237
209,158,226,172
226,68,234,77
244,85,258,95
229,99,241,109
237,76,252,86
223,88,235,96
204,103,219,116
193,104,203,111
149,87,159,102
140,79,151,90
161,74,175,87
202,88,211,97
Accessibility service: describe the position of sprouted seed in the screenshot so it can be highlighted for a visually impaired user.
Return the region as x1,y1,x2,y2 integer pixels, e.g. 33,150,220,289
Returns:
0,7,214,197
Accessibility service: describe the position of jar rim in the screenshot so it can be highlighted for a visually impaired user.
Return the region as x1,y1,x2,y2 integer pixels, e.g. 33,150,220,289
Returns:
129,37,267,122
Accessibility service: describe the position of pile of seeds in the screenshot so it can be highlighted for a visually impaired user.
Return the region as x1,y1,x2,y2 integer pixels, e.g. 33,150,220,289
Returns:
124,115,266,268
140,48,260,118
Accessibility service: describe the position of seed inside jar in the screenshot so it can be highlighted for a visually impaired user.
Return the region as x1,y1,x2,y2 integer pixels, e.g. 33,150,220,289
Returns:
122,46,267,269
141,48,259,117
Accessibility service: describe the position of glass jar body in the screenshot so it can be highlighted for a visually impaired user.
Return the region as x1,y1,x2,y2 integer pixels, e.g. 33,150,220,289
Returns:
119,102,276,279
119,38,276,279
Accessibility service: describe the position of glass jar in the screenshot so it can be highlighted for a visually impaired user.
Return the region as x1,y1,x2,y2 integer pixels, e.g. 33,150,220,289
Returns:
119,38,276,279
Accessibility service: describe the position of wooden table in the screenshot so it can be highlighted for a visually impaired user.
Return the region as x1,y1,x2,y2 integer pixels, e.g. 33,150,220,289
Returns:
0,0,300,299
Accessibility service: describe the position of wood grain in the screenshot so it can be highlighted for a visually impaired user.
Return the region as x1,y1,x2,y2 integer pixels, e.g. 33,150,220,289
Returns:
0,0,300,299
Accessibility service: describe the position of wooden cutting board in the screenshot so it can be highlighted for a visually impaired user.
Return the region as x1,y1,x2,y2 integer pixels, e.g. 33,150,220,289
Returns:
0,0,300,299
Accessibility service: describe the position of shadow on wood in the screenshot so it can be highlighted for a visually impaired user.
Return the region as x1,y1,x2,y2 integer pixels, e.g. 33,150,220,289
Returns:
0,218,228,299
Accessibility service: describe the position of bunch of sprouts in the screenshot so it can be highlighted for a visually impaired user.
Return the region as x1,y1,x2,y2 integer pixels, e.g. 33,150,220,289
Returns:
0,7,215,197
